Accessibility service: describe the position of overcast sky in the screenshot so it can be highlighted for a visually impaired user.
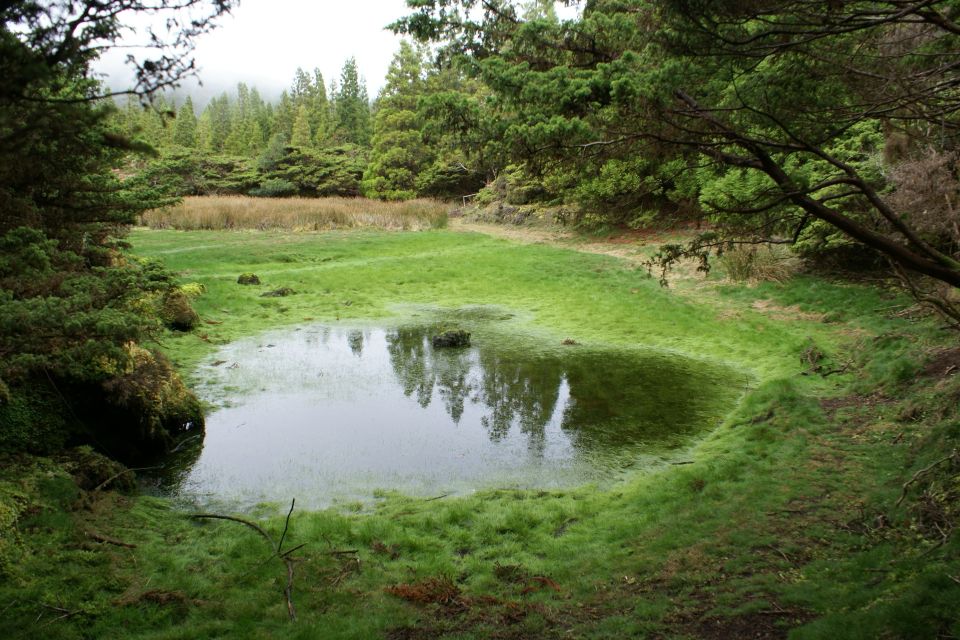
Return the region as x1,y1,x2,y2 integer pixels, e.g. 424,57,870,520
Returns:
96,0,413,105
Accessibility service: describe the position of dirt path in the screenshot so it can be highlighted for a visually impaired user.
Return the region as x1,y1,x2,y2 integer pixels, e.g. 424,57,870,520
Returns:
451,218,837,329
450,219,650,265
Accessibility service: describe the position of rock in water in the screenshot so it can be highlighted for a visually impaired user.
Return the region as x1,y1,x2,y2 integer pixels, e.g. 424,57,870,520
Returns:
237,273,261,285
432,329,471,348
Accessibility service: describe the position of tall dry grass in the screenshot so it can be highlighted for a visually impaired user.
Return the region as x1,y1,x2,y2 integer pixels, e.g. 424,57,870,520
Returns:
140,196,450,231
719,244,800,283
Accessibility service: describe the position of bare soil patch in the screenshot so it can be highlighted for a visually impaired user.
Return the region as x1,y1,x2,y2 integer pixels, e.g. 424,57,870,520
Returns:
921,346,960,379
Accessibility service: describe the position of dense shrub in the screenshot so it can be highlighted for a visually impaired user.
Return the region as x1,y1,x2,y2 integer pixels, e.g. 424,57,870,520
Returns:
249,178,297,198
0,227,203,460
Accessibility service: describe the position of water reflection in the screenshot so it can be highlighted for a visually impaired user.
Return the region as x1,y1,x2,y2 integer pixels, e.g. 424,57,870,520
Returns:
163,321,744,508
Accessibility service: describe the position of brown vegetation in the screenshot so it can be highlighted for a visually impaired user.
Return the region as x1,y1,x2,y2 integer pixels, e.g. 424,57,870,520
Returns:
141,196,450,231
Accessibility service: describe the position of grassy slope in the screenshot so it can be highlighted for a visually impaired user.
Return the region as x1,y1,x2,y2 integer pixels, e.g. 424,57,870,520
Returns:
2,228,958,639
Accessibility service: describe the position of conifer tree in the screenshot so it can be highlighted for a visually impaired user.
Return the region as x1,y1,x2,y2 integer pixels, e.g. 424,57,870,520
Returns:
203,93,233,153
291,67,312,105
273,90,296,140
290,104,313,148
362,43,431,199
309,68,331,147
331,57,371,145
172,96,198,148
224,83,265,155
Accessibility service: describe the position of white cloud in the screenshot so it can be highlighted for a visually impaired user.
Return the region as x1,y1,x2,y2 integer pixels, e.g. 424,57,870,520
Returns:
96,0,410,104
94,1,583,106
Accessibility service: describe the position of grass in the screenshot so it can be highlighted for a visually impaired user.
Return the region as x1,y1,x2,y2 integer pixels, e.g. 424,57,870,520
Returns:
141,196,450,231
129,229,834,383
2,226,959,639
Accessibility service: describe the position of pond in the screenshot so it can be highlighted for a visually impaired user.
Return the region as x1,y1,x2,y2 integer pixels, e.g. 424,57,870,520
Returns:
157,310,747,509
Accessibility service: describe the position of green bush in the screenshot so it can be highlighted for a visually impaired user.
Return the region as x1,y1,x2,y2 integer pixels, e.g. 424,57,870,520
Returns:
249,178,297,198
0,227,203,461
160,289,199,331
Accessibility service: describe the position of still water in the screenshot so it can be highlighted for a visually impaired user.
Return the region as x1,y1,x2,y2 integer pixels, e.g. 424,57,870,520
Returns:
160,315,745,508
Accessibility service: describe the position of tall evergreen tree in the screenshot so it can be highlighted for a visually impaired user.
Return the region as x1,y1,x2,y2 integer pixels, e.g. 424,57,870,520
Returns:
203,93,233,153
172,96,198,148
362,42,431,199
309,68,331,147
331,57,371,145
290,104,313,148
273,90,296,141
225,83,265,155
291,67,312,105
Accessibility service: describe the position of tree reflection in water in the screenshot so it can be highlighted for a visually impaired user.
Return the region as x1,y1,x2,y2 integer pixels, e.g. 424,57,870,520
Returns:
163,320,744,508
385,325,717,459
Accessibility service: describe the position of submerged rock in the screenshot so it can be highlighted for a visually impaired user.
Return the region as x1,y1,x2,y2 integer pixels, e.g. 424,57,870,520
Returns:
261,287,295,298
432,329,471,348
237,273,261,285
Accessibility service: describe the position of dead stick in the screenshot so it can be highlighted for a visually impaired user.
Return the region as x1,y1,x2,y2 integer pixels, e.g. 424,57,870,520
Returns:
86,531,137,549
277,498,295,554
191,504,302,622
284,559,297,621
328,549,359,556
280,543,307,559
169,434,202,454
0,600,17,617
896,450,958,507
424,493,450,502
190,514,275,547
37,603,81,626
93,465,160,493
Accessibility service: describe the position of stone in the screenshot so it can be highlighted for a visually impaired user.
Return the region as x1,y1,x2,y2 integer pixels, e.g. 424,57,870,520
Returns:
261,287,295,298
432,329,471,348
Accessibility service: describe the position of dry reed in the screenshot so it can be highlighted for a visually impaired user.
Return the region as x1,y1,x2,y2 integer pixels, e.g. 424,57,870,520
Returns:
719,244,800,283
141,196,450,231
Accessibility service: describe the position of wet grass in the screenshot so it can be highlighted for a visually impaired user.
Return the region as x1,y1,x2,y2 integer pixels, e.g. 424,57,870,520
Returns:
131,229,825,382
2,228,958,638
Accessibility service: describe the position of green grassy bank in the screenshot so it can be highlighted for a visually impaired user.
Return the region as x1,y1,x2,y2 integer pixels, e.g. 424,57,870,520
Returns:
2,228,958,639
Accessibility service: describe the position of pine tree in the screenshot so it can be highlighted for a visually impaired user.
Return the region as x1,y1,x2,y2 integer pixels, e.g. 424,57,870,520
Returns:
172,96,198,148
138,95,171,150
309,68,330,147
362,43,431,199
224,83,266,156
203,93,233,153
290,104,313,148
291,67,312,105
273,90,295,140
331,57,371,145
522,0,558,21
251,87,272,143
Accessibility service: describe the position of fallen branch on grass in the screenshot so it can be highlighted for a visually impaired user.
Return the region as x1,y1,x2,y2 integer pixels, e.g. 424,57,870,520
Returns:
92,465,161,493
896,450,959,507
190,498,302,621
190,513,274,545
85,530,136,548
37,602,82,626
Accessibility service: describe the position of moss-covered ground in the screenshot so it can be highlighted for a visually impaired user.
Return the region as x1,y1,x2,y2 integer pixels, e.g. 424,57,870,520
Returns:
2,227,958,638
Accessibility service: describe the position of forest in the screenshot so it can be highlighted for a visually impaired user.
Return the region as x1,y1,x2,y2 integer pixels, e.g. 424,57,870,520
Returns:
2,1,960,638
